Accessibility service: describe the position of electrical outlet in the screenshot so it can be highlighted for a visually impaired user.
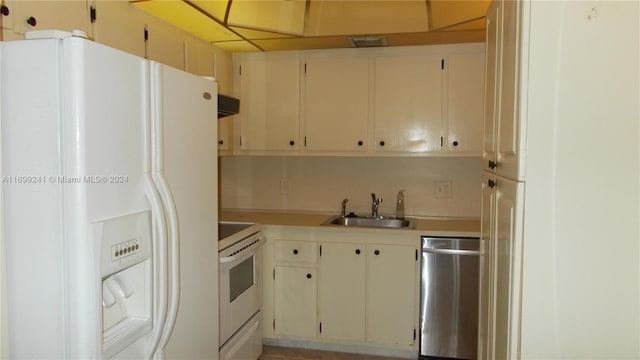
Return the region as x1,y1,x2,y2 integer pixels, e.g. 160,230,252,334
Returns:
434,180,452,199
280,178,289,194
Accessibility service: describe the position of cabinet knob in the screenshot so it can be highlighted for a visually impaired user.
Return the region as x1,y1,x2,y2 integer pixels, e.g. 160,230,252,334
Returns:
488,160,497,169
1,5,9,16
26,16,37,27
357,140,363,146
289,140,295,146
306,273,312,279
452,140,459,147
488,179,496,188
374,250,380,255
293,249,299,255
355,249,361,255
379,141,385,147
218,140,224,145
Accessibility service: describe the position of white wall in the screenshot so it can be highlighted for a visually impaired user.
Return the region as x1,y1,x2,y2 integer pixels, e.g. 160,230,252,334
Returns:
221,156,481,218
520,1,640,358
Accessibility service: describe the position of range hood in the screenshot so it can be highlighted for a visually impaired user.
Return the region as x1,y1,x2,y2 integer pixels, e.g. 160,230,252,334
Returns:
218,94,240,118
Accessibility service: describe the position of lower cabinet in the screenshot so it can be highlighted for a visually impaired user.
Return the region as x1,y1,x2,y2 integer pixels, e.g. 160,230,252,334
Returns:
319,242,418,346
274,266,317,338
264,226,420,354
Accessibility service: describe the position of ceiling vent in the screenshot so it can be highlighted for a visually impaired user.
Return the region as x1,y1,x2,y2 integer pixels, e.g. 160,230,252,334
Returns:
348,36,388,48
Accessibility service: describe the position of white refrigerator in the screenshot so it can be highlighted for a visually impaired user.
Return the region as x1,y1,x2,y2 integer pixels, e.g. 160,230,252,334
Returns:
1,33,219,358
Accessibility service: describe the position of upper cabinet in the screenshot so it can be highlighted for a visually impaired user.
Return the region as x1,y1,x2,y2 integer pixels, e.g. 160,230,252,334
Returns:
303,57,369,152
446,51,485,154
2,0,91,37
233,44,485,157
374,54,442,153
235,55,300,152
91,1,146,59
483,0,525,180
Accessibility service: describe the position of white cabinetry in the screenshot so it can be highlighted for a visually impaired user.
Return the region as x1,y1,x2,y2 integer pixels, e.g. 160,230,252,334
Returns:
445,51,485,153
145,15,185,71
303,57,369,152
482,0,524,180
373,55,442,153
91,1,146,58
479,1,525,358
318,242,366,341
236,55,300,151
3,0,91,37
272,239,318,339
318,241,417,347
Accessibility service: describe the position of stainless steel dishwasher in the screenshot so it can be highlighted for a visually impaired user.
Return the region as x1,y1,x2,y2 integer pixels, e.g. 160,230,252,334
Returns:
420,236,480,359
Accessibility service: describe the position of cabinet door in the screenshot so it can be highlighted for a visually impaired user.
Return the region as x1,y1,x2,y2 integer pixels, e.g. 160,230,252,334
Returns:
366,244,417,345
274,266,317,338
238,56,300,151
493,176,523,359
482,2,501,172
496,0,524,180
374,55,442,153
146,15,185,70
184,36,215,77
11,0,90,36
478,172,497,360
304,57,369,152
446,51,485,153
318,242,366,341
92,0,146,59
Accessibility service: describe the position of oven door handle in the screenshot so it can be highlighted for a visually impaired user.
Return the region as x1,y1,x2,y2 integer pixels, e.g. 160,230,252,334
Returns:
219,235,266,264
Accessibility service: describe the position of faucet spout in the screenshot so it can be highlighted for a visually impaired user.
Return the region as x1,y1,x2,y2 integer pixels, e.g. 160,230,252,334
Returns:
370,193,383,218
341,198,349,217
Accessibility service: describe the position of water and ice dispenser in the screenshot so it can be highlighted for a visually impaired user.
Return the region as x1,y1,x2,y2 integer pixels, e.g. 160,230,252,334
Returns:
96,211,153,358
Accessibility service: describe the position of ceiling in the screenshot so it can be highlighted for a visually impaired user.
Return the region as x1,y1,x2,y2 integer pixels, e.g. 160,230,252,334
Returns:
131,0,490,52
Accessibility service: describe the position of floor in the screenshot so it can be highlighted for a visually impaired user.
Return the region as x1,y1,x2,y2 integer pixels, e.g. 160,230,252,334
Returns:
259,345,407,360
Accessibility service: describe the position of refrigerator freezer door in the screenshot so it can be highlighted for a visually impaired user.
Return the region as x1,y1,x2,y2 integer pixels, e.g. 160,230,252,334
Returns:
1,37,151,358
149,62,219,358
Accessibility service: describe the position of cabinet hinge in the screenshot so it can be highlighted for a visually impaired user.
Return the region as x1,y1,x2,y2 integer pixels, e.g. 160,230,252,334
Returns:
414,328,416,341
441,59,445,69
319,322,322,333
319,245,322,256
239,65,242,76
90,6,96,23
273,318,276,330
239,136,242,146
304,63,307,74
273,268,275,280
415,249,418,261
440,136,444,147
304,136,307,147
144,28,148,41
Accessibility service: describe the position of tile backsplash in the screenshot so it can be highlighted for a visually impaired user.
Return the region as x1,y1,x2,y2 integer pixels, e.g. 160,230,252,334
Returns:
220,156,481,218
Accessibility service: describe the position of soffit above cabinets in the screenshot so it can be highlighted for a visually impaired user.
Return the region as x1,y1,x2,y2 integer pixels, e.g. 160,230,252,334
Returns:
131,0,489,52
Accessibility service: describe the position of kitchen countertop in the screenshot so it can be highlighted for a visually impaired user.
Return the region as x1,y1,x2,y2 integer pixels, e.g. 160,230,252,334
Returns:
220,210,480,236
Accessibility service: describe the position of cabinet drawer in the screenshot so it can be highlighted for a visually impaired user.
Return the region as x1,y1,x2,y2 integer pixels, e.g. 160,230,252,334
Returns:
275,240,318,264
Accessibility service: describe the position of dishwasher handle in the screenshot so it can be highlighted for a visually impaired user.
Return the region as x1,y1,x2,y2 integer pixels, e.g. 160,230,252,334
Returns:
422,248,480,256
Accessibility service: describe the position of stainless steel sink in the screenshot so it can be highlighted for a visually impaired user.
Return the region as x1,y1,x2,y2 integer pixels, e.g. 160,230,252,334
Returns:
322,215,416,229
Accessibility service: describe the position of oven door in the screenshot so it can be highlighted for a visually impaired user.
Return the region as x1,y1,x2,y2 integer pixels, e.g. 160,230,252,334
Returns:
219,232,265,346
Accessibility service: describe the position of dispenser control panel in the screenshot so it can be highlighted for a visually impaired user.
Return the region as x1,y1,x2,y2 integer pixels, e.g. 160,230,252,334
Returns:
111,237,141,261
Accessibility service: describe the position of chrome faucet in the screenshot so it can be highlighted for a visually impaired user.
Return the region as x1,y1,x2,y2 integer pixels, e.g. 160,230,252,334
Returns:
341,198,349,217
371,193,383,218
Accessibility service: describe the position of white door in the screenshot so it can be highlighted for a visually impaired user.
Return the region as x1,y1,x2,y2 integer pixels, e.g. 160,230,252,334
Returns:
304,57,369,152
151,63,219,358
274,266,317,338
318,242,366,341
366,244,417,345
374,55,443,153
482,1,501,173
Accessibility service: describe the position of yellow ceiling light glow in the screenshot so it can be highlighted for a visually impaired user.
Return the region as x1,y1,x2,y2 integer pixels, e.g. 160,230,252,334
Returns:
133,0,241,42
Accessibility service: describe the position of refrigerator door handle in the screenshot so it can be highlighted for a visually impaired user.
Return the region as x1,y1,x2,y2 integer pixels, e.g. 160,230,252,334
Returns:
144,174,169,358
422,248,480,256
154,171,181,357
